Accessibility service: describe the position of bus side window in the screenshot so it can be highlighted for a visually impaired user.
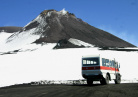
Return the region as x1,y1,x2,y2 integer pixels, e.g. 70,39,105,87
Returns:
83,60,86,64
87,60,90,64
111,60,114,67
110,60,112,67
113,60,115,68
106,59,109,67
116,62,118,68
119,63,120,68
91,61,94,64
102,58,106,66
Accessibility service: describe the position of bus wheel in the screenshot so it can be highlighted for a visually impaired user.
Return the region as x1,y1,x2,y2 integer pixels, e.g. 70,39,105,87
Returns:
100,80,105,85
100,74,109,85
87,79,93,86
115,74,121,84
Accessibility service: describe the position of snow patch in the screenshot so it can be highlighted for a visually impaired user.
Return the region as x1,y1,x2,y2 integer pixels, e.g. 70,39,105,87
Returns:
24,14,47,32
59,8,68,15
0,32,12,43
47,11,52,17
68,38,94,47
24,15,41,28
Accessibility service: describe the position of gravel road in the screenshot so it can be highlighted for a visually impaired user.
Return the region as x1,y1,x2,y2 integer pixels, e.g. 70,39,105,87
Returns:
0,83,138,97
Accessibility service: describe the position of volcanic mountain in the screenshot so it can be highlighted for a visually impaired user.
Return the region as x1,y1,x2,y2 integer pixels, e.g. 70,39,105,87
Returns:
0,9,135,52
24,9,136,47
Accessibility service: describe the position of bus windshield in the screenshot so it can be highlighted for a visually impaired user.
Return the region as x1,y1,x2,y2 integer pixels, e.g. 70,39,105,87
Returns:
82,57,99,66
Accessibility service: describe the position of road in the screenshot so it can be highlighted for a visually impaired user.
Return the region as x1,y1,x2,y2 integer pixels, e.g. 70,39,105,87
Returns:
0,83,138,97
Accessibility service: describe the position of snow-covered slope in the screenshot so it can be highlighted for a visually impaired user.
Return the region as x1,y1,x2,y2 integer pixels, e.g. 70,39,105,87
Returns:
0,29,41,52
0,32,12,42
0,44,138,87
0,13,49,52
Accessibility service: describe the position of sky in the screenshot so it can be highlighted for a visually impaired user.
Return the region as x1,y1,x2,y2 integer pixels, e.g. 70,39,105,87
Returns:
0,0,138,46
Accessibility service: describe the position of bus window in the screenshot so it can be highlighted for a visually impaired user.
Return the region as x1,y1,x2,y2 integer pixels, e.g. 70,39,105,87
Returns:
110,60,112,67
112,60,115,68
83,60,86,64
87,60,90,64
102,58,106,66
82,58,99,66
111,60,114,67
91,61,94,64
94,61,97,64
116,62,118,68
106,59,109,67
118,63,120,68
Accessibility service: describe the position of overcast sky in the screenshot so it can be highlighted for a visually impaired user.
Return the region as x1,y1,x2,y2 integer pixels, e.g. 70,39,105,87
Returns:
0,0,138,46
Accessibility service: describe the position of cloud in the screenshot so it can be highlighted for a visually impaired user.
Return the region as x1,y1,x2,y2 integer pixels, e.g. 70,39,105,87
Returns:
98,25,138,47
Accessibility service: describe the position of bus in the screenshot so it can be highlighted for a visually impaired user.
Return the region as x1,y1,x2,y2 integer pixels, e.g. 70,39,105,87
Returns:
82,55,121,85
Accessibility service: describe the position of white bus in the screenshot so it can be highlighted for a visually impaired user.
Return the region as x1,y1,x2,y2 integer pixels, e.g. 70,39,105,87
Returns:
82,55,121,85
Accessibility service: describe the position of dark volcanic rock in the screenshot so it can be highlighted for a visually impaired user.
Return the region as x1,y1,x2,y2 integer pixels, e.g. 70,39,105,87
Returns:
0,26,22,33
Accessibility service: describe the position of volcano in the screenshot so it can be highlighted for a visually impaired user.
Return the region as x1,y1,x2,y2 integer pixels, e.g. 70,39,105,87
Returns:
0,9,135,52
23,9,136,48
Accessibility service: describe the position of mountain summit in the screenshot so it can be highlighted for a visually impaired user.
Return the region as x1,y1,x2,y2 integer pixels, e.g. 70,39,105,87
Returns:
0,9,135,52
24,9,135,48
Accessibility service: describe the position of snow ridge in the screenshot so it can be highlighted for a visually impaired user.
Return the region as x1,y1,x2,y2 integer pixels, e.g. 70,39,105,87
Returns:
68,38,94,47
59,8,68,15
0,28,41,52
0,12,53,52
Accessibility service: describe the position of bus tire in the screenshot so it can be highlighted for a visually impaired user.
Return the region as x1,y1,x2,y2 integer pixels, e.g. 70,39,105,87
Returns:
87,79,93,86
101,74,109,85
115,74,121,84
100,80,105,85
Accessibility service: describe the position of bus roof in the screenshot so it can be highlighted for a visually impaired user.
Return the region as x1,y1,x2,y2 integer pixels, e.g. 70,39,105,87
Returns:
82,54,118,61
82,55,100,58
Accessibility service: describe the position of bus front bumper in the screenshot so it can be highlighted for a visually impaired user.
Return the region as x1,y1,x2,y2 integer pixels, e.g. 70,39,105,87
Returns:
82,74,103,81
